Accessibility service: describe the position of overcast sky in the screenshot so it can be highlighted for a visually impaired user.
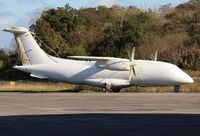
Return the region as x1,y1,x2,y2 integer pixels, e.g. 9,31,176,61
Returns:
0,0,189,49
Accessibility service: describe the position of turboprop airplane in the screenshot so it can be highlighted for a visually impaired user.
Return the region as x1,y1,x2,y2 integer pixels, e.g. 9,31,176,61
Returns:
4,27,194,92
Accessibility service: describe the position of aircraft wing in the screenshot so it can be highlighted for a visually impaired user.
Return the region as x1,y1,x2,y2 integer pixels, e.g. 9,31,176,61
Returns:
68,56,115,61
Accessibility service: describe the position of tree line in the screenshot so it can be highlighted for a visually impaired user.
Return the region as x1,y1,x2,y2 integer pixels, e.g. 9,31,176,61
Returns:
1,0,200,80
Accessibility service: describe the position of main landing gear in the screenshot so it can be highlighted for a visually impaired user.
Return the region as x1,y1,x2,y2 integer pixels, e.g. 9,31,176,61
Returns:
174,85,181,93
103,82,121,93
103,82,112,92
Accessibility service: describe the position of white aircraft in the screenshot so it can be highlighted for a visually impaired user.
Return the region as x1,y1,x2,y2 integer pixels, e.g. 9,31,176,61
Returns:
4,27,194,92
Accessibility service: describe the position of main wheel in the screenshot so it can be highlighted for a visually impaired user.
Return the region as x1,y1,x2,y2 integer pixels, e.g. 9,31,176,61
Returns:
112,89,121,93
102,82,112,92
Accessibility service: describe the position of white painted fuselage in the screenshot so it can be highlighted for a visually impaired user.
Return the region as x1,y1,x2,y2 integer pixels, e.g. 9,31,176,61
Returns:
14,58,194,89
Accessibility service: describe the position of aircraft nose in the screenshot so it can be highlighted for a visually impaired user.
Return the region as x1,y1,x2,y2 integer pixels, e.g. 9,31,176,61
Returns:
176,71,194,84
185,74,194,84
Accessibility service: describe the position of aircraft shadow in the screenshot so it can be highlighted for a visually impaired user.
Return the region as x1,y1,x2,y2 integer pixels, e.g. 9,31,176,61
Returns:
0,114,199,136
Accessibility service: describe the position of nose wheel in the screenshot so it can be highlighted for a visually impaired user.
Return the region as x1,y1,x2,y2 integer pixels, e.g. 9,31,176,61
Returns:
174,85,181,93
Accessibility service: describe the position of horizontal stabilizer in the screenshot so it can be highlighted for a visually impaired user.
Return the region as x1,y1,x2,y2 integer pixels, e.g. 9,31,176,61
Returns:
3,27,28,33
14,65,47,79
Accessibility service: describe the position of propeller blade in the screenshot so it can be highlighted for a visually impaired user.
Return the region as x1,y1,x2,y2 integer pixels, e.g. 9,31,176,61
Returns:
132,66,136,76
154,50,158,61
131,47,135,61
128,47,136,81
129,66,136,81
129,67,133,81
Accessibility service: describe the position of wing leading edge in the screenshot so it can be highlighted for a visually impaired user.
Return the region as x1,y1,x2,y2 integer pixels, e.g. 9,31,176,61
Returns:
67,56,116,61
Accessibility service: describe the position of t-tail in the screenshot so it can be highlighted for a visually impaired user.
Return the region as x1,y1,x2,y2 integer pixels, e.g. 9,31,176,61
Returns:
4,27,56,65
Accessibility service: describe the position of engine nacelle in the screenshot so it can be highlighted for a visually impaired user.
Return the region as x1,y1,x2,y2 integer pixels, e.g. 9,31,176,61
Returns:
95,58,129,71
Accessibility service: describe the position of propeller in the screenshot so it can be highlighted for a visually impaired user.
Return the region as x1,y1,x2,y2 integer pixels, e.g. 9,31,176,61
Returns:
128,47,136,81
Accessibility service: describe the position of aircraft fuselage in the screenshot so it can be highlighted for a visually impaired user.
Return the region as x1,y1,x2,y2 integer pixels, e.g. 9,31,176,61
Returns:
14,59,194,89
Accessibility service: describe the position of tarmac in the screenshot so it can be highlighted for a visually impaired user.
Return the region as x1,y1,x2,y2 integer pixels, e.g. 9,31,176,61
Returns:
0,93,200,136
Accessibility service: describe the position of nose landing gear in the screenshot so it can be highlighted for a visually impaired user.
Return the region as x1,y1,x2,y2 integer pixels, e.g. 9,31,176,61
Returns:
174,85,181,93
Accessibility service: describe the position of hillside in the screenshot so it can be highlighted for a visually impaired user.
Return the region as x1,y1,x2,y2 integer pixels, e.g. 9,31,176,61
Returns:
32,0,200,70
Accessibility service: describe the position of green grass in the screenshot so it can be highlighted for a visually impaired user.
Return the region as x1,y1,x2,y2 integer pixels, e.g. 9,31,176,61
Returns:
0,82,74,92
0,81,102,93
121,83,200,93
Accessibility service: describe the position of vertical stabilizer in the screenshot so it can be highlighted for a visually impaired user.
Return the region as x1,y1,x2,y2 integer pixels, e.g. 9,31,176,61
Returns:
4,27,55,65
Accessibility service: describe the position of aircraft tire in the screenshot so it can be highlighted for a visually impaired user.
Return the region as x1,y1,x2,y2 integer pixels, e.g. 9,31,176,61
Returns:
112,89,121,93
174,85,181,93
